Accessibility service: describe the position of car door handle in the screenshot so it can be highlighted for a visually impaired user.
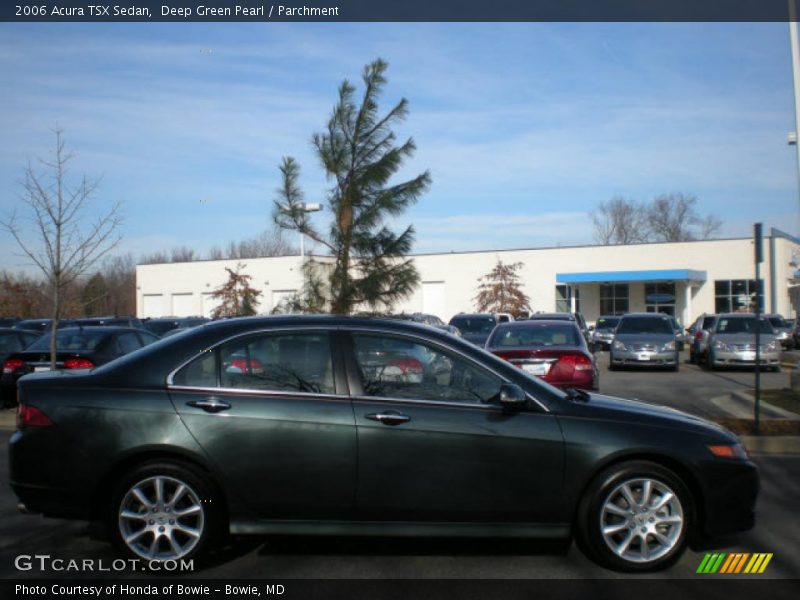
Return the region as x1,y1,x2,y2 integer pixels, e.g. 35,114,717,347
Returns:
365,411,411,426
186,398,231,413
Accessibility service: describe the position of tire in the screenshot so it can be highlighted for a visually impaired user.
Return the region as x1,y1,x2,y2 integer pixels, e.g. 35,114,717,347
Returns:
109,461,221,562
576,460,691,572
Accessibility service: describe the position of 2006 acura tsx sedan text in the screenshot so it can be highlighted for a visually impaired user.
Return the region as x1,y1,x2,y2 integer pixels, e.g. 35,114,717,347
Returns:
9,316,758,572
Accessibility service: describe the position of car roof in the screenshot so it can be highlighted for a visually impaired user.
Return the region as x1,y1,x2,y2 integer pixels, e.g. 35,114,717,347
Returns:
529,313,574,319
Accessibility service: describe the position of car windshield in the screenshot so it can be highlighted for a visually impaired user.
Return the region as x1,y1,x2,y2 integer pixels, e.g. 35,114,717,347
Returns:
768,316,787,328
617,316,673,335
491,324,580,347
595,317,620,330
716,317,774,334
449,316,496,334
28,328,110,352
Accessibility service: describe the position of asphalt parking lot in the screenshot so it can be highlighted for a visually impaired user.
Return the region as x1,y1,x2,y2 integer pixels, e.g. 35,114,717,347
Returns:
0,353,797,580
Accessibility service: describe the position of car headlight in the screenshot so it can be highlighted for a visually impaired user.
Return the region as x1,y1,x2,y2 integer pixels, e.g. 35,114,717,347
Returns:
612,340,626,351
713,340,730,351
662,340,676,351
776,331,788,340
707,443,748,460
766,341,778,351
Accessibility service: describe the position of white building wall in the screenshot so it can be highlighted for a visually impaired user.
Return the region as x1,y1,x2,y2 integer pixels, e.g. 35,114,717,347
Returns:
135,235,800,325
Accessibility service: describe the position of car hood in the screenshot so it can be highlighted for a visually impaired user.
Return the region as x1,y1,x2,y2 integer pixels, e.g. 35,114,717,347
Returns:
564,392,733,437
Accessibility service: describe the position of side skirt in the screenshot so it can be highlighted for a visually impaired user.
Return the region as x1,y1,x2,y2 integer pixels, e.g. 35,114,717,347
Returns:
230,520,570,539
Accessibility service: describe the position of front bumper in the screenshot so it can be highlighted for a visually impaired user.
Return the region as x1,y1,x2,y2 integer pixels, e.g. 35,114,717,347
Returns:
697,458,759,538
711,350,780,367
611,349,677,367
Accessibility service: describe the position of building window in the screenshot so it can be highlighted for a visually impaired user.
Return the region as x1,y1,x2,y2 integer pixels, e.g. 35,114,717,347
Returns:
556,285,580,313
645,283,676,317
715,280,761,313
600,284,629,315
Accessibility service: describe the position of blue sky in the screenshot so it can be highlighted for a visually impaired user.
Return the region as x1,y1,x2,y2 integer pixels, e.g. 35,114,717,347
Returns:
0,22,797,269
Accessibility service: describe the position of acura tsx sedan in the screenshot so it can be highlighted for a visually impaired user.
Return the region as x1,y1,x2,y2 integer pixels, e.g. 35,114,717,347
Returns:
9,316,757,572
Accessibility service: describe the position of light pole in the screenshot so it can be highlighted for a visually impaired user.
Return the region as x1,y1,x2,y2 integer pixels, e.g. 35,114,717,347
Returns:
297,202,322,259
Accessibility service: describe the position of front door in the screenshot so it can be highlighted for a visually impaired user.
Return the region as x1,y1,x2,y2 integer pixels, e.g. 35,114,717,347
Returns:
345,331,564,523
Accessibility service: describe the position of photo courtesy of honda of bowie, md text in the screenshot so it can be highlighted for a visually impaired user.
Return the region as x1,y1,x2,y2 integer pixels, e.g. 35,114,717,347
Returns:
13,4,341,18
14,583,283,597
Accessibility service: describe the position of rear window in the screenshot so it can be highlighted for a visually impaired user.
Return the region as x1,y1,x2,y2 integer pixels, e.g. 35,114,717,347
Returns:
768,316,787,328
0,333,23,353
449,316,497,335
28,329,111,352
490,324,580,347
617,316,673,335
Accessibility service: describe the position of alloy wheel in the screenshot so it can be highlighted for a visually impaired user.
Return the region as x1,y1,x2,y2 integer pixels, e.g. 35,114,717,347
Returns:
118,475,205,561
599,477,684,564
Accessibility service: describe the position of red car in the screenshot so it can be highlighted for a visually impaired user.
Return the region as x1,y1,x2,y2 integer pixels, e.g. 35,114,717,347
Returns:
485,319,598,390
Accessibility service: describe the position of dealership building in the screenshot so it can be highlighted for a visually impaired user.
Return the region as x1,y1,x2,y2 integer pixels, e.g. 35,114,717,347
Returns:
135,228,800,326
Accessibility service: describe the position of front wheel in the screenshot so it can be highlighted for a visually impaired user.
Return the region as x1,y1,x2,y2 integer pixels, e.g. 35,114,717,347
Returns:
576,461,691,572
110,461,220,562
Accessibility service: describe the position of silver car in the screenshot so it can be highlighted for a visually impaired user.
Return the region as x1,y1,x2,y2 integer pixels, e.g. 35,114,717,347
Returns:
589,315,621,351
707,313,781,371
764,314,794,350
609,313,679,371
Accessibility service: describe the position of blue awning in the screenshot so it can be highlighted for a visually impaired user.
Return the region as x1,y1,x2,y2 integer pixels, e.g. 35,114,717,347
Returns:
556,269,707,284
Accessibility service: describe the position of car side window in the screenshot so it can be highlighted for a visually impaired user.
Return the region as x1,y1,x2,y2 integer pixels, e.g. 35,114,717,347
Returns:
219,332,334,394
138,332,160,346
173,350,217,387
352,333,502,404
116,333,142,354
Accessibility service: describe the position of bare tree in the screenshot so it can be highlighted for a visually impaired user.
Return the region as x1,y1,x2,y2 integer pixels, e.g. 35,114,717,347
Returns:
1,129,122,367
647,193,721,242
170,246,197,262
209,262,262,317
591,193,722,245
224,228,296,259
101,253,136,315
590,196,649,245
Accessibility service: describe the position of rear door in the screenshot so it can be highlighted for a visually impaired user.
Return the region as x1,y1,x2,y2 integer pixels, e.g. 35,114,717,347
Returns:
168,328,357,519
345,330,564,523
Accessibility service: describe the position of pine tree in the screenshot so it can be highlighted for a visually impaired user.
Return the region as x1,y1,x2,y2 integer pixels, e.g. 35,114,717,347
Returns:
474,260,530,316
210,263,262,318
274,58,431,314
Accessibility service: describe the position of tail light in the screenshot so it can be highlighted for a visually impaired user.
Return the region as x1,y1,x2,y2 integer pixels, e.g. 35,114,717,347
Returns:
63,358,95,369
388,358,424,375
557,354,594,371
3,358,24,374
228,358,263,375
17,404,53,428
694,331,703,342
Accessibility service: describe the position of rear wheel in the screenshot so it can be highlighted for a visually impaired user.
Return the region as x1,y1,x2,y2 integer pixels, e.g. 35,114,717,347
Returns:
110,461,221,562
576,461,691,572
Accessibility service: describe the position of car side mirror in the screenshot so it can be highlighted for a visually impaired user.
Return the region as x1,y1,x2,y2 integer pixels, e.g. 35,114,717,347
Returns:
498,383,527,409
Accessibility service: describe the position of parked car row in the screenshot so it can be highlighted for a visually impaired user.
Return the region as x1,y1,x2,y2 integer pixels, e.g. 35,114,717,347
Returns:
0,315,211,406
686,312,782,371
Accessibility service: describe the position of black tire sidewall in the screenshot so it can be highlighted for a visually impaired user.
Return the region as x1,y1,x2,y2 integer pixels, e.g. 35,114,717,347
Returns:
109,461,220,563
577,460,692,572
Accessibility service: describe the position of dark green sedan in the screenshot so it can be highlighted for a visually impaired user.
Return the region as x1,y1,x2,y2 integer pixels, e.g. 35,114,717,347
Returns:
9,316,758,572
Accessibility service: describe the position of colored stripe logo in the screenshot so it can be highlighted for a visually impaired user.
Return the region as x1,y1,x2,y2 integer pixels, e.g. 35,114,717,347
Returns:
696,553,773,574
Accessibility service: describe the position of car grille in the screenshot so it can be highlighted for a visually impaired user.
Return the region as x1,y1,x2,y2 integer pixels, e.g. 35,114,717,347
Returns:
630,344,658,352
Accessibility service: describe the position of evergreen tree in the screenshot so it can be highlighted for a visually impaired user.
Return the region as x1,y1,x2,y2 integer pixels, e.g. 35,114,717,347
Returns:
474,260,530,316
82,272,109,316
210,263,262,318
274,58,431,314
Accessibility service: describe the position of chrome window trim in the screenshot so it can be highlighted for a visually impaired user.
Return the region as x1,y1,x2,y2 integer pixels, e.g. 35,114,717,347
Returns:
165,323,550,412
168,384,350,402
350,394,499,411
